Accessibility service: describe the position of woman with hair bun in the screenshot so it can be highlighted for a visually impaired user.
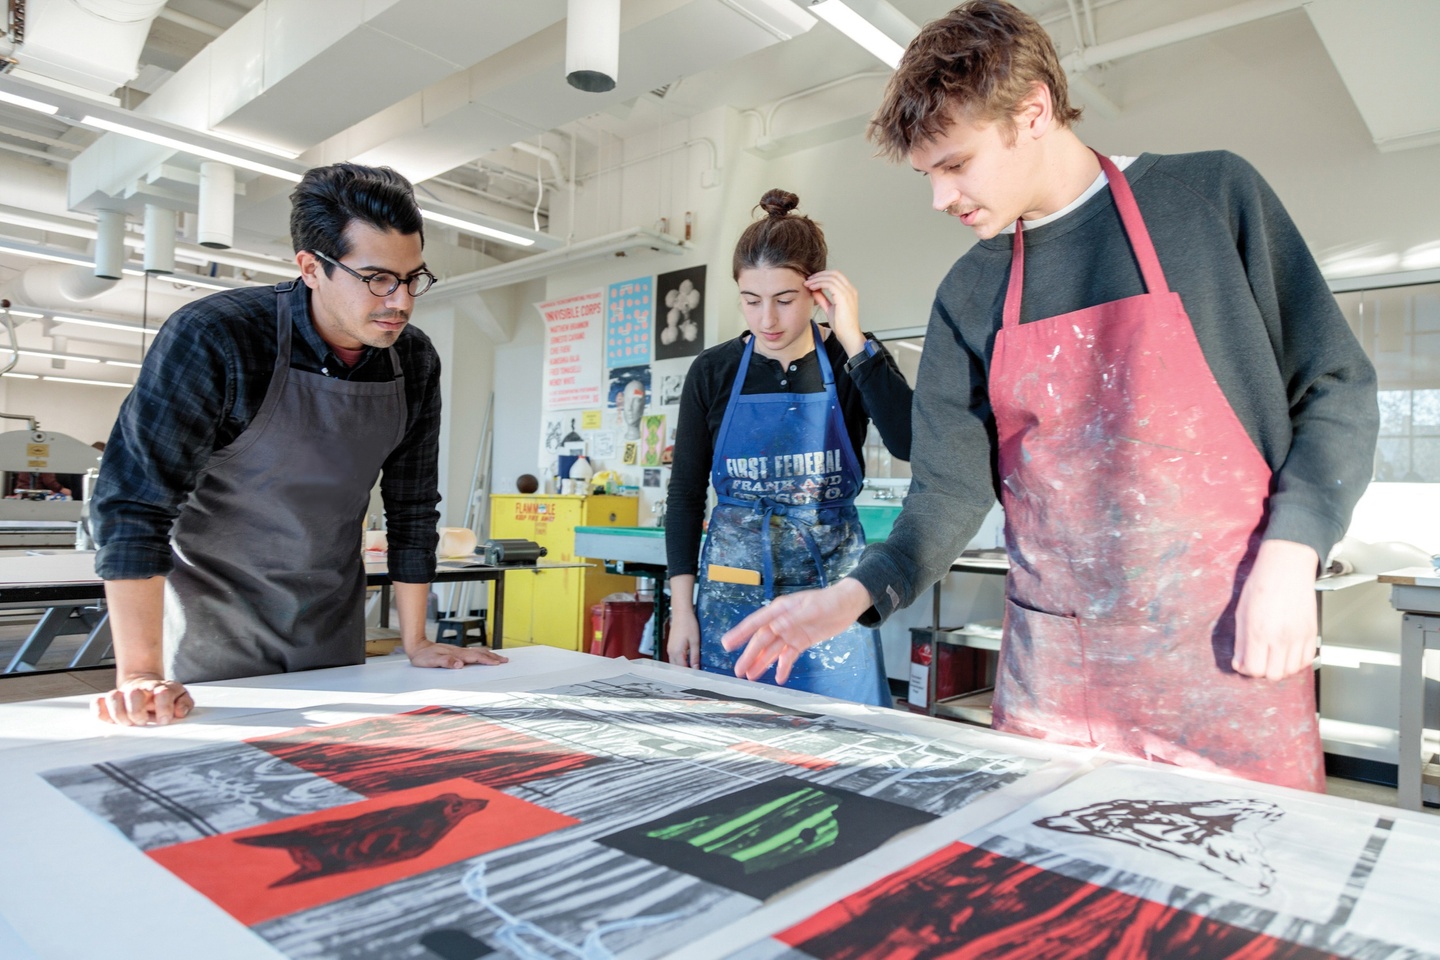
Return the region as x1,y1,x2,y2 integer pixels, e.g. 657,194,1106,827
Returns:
664,189,913,705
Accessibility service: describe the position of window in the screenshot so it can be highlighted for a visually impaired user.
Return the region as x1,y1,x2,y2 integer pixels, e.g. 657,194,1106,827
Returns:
1333,280,1440,482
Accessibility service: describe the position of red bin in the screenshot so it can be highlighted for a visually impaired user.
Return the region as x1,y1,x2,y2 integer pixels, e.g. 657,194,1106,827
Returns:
590,598,654,659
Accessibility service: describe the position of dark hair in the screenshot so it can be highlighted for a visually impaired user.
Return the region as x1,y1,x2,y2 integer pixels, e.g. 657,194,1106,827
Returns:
289,163,425,273
869,0,1081,161
732,189,827,281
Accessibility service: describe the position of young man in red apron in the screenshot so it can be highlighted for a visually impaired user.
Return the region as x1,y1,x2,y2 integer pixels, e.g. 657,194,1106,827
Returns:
92,164,506,726
721,0,1377,791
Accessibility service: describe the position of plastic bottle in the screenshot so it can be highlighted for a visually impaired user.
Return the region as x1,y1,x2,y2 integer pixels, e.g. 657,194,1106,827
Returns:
568,455,594,492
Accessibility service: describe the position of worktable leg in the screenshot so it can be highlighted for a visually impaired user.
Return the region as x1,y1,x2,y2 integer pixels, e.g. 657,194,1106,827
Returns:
653,576,669,661
379,584,391,629
492,573,505,650
4,605,75,673
927,582,941,715
1398,614,1429,811
69,612,113,668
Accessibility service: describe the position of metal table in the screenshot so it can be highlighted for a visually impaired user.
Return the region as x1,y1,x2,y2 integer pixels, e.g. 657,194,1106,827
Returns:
923,551,1009,723
1,554,526,672
922,554,1371,727
573,525,668,658
1378,566,1440,810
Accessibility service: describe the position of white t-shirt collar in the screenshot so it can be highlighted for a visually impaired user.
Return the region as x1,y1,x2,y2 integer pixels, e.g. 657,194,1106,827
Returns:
1000,155,1137,234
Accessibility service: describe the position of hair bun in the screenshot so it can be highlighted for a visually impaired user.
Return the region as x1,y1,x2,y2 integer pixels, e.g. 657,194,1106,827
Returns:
758,189,800,219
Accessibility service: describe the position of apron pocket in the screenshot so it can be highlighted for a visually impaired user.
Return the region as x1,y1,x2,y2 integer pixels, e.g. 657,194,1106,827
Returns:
997,598,1088,743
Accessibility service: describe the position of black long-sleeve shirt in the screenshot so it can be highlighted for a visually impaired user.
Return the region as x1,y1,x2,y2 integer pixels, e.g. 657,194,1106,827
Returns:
666,330,913,576
93,280,442,584
850,150,1379,624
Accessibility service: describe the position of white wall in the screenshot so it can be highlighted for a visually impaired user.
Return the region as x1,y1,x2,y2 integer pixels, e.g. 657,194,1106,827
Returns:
408,301,498,531
0,377,127,447
489,279,547,497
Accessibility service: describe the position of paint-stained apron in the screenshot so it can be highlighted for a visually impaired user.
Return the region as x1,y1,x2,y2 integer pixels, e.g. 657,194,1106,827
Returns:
697,324,889,707
989,152,1322,791
164,283,409,683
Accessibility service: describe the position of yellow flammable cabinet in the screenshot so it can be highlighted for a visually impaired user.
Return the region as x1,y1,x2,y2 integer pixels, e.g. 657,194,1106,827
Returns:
488,494,639,650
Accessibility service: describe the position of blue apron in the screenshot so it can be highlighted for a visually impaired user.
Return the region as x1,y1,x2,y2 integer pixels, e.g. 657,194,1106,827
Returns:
696,324,890,706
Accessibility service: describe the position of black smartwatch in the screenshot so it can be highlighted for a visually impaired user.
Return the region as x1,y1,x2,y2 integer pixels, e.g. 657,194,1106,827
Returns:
843,338,879,375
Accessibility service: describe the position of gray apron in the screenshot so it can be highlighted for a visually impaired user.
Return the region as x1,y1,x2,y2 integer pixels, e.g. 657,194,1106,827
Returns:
164,283,408,683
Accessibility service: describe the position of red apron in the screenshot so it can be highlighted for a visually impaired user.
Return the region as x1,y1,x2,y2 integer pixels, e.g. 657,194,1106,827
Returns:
988,152,1322,792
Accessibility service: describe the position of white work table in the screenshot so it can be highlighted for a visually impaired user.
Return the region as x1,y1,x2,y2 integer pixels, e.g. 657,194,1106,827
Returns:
3,647,1440,959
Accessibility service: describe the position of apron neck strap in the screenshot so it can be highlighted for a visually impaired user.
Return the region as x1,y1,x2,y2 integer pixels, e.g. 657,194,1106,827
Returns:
1003,150,1171,331
1095,150,1169,296
274,285,296,375
811,321,836,387
726,333,758,412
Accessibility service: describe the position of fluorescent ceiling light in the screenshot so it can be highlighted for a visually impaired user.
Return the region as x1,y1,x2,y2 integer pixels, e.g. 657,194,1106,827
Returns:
0,213,295,277
0,242,90,267
163,274,245,291
2,373,39,380
1,309,44,319
17,349,100,364
51,315,159,336
894,340,923,352
0,90,59,115
0,210,95,239
173,248,296,278
420,209,536,248
809,0,905,68
79,116,304,182
432,227,687,297
204,129,302,160
43,376,132,388
102,359,144,368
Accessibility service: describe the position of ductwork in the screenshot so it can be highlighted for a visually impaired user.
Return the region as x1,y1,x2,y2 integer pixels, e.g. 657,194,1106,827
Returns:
5,0,169,95
67,0,572,211
1059,0,1309,74
10,263,119,304
323,0,815,184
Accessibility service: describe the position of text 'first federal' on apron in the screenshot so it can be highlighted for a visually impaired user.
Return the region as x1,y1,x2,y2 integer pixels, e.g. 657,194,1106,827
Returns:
164,283,408,683
988,152,1322,791
696,323,890,707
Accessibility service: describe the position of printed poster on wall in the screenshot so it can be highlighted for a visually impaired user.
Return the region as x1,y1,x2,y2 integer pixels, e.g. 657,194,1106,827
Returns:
537,290,604,410
606,277,652,368
607,364,651,442
640,414,666,467
651,357,691,408
655,265,706,361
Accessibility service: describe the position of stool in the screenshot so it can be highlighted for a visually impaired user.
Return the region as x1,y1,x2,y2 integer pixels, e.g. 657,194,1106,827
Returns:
436,613,487,647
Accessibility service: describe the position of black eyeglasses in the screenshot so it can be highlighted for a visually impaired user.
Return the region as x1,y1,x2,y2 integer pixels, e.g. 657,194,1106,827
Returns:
312,250,437,298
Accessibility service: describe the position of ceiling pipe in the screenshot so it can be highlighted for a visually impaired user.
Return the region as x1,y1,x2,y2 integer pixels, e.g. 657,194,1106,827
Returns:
154,7,225,39
566,0,621,93
197,162,235,250
143,204,175,275
94,210,126,281
511,141,570,189
1060,0,1308,73
0,193,297,278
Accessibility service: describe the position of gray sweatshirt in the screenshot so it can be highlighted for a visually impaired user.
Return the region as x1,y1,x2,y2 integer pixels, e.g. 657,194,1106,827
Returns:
851,150,1379,624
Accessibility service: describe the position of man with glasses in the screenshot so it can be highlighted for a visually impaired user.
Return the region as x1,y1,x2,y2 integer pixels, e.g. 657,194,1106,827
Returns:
91,163,505,726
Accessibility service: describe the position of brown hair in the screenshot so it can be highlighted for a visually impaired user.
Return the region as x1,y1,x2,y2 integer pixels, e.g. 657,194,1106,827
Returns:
732,189,827,281
868,0,1082,161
